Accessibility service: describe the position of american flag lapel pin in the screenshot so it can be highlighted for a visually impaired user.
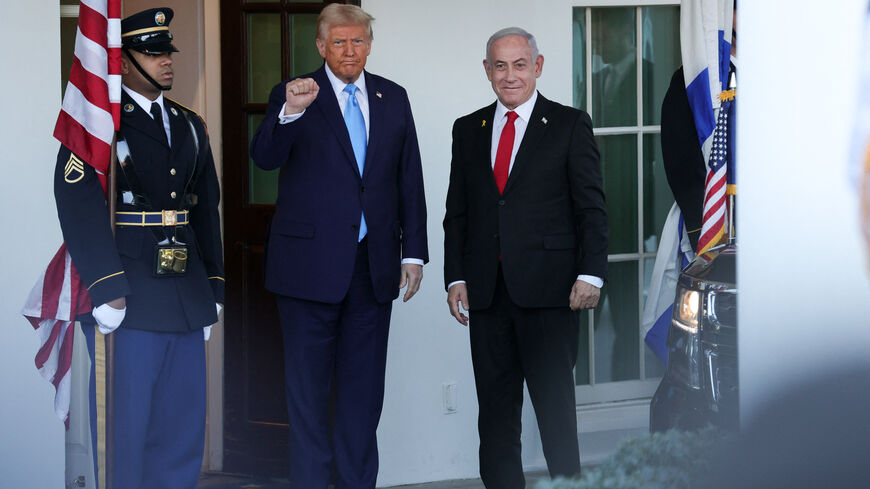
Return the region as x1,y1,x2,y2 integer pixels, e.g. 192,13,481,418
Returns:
541,117,548,125
376,91,382,99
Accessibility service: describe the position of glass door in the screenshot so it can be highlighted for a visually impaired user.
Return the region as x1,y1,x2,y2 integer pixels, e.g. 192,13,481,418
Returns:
572,3,680,404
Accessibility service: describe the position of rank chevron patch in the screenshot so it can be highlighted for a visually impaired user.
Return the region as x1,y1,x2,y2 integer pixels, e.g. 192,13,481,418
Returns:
64,153,85,183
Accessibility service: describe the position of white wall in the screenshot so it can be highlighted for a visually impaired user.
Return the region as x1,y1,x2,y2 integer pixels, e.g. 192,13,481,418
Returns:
739,1,870,418
0,1,66,487
364,1,585,485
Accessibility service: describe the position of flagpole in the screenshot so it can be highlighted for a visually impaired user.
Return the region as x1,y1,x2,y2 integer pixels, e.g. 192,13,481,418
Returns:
105,134,118,489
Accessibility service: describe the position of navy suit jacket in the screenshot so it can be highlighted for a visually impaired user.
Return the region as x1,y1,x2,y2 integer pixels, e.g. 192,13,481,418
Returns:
250,65,428,304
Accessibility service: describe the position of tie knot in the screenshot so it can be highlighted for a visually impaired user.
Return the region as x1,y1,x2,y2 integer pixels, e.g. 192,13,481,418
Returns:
506,111,518,123
344,84,358,96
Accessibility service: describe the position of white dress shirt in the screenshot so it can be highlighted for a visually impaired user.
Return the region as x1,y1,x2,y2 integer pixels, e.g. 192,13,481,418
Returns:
122,85,171,146
448,92,603,290
276,66,422,266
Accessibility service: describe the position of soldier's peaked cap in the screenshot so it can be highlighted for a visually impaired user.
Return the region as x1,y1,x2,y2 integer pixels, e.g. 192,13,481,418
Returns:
121,7,179,54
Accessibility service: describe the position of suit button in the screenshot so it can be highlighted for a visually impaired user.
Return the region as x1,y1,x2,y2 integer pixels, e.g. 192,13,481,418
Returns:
498,200,506,206
361,186,366,193
170,191,177,199
170,168,176,176
493,233,499,239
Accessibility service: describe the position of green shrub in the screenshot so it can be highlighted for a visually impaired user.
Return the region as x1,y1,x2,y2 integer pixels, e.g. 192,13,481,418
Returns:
536,427,725,489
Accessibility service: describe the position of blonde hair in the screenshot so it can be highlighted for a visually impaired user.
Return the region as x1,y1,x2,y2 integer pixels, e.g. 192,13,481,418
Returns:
317,4,374,41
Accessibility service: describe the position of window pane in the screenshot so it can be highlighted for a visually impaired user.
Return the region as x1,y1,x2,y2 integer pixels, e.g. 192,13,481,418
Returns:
643,134,674,253
642,6,681,126
598,135,637,254
290,13,322,77
249,113,279,204
572,7,587,112
595,260,640,383
247,13,282,104
643,257,666,379
591,8,636,128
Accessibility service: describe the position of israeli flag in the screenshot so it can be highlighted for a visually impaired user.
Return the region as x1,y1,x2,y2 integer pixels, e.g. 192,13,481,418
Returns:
642,204,695,365
681,0,734,158
642,0,732,365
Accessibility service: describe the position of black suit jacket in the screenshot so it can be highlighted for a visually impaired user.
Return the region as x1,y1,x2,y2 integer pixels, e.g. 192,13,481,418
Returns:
443,93,608,310
54,91,224,332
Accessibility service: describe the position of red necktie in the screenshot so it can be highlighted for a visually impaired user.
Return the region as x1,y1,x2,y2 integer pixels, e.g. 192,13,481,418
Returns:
493,111,518,194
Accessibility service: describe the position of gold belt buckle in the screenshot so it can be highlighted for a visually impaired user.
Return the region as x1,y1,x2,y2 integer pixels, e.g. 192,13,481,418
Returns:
162,210,177,226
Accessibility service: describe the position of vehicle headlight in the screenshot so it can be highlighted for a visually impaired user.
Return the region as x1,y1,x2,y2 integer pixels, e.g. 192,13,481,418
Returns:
674,288,700,333
666,286,703,389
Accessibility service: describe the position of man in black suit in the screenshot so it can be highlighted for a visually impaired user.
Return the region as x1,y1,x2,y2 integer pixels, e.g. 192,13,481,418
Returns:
443,27,608,488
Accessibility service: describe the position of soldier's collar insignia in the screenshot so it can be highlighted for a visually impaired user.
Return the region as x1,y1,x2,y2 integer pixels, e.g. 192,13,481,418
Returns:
124,103,134,113
64,153,85,184
170,107,178,116
155,11,166,26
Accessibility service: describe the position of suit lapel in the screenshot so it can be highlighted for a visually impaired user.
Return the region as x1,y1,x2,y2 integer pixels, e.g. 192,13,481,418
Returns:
362,71,379,180
477,103,499,195
121,91,170,148
311,66,361,178
503,93,550,195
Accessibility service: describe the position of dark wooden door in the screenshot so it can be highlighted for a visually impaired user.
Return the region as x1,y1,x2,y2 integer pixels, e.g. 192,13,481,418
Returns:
220,0,359,477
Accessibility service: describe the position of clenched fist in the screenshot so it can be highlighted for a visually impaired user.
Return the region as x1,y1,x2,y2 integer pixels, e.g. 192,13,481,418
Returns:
284,78,320,115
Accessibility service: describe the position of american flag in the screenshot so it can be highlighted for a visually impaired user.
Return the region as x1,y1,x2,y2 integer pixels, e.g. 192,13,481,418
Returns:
21,246,94,428
697,86,734,254
55,0,122,181
21,0,121,427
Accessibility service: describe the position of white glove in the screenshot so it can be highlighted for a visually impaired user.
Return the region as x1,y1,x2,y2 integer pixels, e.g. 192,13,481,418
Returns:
205,303,223,341
93,302,126,335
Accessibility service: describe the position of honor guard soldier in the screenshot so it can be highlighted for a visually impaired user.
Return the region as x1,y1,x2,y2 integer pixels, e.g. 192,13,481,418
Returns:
53,7,224,488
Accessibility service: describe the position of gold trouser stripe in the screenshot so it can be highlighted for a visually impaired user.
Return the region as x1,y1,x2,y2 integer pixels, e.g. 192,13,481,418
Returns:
88,271,125,290
95,330,107,489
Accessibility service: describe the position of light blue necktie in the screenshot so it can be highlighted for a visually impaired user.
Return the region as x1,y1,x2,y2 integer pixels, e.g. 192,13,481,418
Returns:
344,83,367,241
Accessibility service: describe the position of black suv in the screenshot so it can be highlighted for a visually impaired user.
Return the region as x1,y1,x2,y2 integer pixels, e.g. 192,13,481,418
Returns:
650,243,738,431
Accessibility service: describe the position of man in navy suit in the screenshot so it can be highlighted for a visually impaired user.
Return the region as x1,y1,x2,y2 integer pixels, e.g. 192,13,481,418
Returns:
55,8,223,488
444,27,607,488
250,4,428,488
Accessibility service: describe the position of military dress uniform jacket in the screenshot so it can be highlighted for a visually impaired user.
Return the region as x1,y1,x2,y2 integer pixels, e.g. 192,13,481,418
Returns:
54,91,224,332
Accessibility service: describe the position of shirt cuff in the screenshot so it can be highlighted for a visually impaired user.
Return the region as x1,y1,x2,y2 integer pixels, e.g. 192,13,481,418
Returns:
577,275,603,288
447,280,466,290
402,258,424,266
278,103,304,124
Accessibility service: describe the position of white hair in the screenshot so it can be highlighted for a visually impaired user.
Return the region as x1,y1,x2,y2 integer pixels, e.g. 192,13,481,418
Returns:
485,27,540,65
